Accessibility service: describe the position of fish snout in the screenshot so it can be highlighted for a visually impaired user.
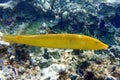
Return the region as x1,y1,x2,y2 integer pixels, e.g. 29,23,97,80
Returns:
96,41,108,50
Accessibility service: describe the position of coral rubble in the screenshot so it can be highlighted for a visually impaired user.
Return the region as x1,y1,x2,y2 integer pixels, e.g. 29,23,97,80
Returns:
0,0,120,80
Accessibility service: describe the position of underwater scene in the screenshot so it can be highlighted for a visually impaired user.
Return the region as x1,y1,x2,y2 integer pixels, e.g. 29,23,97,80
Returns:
0,0,120,80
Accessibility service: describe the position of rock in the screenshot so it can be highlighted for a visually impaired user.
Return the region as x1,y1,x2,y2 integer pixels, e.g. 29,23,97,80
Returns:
0,70,5,80
105,0,120,3
69,74,77,80
79,61,90,69
0,0,19,9
10,55,15,60
0,58,3,70
84,71,95,80
18,66,25,74
40,64,66,80
76,67,84,76
105,76,116,80
3,66,18,79
110,66,116,73
43,1,51,11
109,45,120,59
99,3,116,22
117,70,120,77
62,11,69,20
30,58,37,66
47,48,61,59
42,53,51,59
35,66,40,71
110,5,120,28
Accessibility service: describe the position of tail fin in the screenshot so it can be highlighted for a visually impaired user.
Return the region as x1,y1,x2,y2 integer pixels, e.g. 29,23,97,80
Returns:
0,31,10,45
0,31,3,41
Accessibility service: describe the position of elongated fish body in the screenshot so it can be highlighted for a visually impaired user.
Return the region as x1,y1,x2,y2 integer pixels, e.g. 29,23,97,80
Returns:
2,34,108,50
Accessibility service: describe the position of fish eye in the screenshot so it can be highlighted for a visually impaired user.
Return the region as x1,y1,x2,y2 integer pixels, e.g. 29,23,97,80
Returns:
95,41,98,44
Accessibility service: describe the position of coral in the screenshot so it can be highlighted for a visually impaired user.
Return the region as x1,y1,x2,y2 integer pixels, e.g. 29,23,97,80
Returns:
0,0,19,9
0,0,120,80
76,67,84,76
21,19,56,34
84,71,95,80
104,0,120,3
0,58,3,70
40,64,66,80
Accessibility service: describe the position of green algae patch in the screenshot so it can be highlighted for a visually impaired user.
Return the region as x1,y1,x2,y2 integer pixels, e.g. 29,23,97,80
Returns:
23,21,40,34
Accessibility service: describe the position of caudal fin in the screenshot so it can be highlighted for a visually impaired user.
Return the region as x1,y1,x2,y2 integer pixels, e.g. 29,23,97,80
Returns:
0,31,3,40
0,31,10,45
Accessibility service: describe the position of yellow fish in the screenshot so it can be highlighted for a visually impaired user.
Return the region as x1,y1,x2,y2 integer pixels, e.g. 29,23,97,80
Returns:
0,33,108,50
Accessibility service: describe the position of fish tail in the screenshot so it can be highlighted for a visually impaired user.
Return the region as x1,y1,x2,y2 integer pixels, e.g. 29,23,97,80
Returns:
2,35,15,42
0,31,14,43
0,31,4,41
0,31,10,45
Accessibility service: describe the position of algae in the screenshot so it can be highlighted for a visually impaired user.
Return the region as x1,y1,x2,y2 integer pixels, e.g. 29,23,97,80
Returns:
23,21,40,34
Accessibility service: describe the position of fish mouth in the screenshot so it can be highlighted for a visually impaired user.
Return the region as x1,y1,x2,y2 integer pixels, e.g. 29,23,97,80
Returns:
102,44,108,49
99,42,108,50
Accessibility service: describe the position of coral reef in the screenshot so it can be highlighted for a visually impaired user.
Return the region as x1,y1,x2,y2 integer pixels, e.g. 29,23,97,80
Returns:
0,0,120,80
